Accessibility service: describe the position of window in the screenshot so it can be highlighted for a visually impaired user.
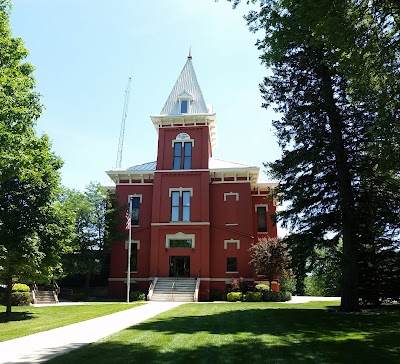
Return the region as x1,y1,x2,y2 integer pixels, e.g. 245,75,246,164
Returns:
169,239,192,248
172,142,192,170
125,241,139,272
183,142,192,169
166,232,195,249
257,206,267,232
171,191,180,222
226,257,238,272
130,197,141,226
182,191,191,221
169,188,192,222
173,143,182,170
180,99,188,113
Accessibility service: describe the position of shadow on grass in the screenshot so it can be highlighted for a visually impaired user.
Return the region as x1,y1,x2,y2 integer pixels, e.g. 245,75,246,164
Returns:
0,311,35,323
48,305,400,364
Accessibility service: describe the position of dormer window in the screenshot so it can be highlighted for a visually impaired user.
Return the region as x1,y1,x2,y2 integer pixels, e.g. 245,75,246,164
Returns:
177,91,193,114
180,99,188,113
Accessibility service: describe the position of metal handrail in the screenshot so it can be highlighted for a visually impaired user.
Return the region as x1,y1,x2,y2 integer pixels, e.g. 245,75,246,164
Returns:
53,281,60,303
194,278,201,302
147,277,158,301
32,282,38,304
171,279,176,301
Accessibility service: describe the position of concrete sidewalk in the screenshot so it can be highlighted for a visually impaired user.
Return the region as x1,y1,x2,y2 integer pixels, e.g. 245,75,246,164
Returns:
0,301,183,364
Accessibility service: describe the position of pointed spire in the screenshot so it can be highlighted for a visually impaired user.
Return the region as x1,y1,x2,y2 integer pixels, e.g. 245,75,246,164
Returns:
188,46,192,60
160,55,208,115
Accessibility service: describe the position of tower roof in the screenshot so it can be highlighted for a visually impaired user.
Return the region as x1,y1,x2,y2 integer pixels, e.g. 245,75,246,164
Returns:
160,56,209,115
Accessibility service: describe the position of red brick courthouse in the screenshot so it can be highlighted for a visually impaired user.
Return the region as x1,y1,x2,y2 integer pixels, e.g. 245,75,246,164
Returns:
106,55,278,301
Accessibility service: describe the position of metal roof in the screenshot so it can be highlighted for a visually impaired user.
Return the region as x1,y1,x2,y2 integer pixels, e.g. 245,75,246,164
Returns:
126,161,157,171
160,57,209,115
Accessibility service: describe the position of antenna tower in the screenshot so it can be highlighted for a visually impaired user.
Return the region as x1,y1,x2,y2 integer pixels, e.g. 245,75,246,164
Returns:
115,76,132,168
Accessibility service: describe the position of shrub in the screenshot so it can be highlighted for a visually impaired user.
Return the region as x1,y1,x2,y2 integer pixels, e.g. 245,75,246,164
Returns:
243,291,262,302
211,290,225,301
11,292,32,306
255,284,270,292
263,291,292,302
130,291,146,301
231,277,251,293
279,277,296,293
69,293,87,302
280,291,292,301
12,283,30,292
227,292,243,302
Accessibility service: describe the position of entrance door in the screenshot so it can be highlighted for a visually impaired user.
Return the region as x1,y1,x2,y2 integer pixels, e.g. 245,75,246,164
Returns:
169,256,190,277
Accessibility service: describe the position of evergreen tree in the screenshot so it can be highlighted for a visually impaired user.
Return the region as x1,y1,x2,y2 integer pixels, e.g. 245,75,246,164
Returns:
227,0,400,311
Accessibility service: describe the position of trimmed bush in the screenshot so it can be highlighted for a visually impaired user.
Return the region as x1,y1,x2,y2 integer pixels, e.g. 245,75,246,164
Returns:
227,292,243,302
243,291,263,302
263,291,292,302
130,291,146,301
11,292,32,306
12,283,30,292
255,284,270,292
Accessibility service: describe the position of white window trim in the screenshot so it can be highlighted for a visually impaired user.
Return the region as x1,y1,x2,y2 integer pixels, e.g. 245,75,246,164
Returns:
172,139,194,147
128,194,143,203
254,204,268,212
224,239,240,250
165,232,195,249
125,240,140,250
224,192,239,201
226,271,239,274
169,187,193,197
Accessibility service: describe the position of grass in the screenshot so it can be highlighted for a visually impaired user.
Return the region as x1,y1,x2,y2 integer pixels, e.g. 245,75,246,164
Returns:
47,301,400,364
0,302,145,342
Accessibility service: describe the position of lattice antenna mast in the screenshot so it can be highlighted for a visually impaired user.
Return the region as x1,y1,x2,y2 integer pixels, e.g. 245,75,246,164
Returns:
115,76,132,168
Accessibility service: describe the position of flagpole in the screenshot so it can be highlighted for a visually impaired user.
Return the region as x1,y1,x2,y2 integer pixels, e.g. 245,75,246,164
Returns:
127,198,132,303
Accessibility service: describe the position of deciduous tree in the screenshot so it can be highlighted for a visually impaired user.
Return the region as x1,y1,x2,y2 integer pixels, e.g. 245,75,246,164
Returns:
249,237,291,288
0,0,74,315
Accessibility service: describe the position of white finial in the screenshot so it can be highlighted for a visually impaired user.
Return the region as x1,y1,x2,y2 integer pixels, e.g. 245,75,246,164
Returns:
188,46,192,59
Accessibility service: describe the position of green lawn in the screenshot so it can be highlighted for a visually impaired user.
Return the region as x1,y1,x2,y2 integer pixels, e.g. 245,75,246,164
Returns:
47,301,400,364
0,302,144,342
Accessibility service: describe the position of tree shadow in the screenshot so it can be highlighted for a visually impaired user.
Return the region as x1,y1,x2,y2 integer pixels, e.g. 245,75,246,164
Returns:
47,304,399,364
0,311,35,323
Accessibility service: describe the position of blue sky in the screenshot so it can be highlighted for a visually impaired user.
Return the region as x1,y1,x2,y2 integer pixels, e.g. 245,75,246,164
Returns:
10,0,281,191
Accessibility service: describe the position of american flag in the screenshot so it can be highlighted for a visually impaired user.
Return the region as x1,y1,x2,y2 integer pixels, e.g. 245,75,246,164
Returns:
125,208,131,230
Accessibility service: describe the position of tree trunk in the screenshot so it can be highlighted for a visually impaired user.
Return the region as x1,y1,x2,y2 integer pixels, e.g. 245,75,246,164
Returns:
84,271,91,297
319,62,359,312
6,276,13,316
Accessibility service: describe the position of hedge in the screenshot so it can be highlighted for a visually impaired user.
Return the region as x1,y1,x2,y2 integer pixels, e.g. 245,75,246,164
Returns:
130,291,146,301
263,291,292,302
12,283,30,292
11,292,32,306
227,292,243,302
243,291,263,302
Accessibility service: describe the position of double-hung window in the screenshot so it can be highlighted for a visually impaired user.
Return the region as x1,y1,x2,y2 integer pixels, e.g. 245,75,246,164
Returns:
257,206,267,232
173,142,192,170
170,188,192,222
130,197,141,226
172,133,193,170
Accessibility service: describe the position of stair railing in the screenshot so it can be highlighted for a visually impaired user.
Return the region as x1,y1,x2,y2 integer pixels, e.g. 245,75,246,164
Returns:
53,281,60,303
32,282,38,304
171,279,176,301
147,277,158,301
194,278,201,302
